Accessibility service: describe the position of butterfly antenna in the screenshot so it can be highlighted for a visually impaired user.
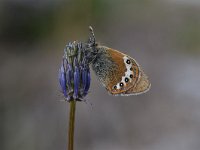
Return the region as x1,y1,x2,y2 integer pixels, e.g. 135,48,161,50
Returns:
89,26,96,46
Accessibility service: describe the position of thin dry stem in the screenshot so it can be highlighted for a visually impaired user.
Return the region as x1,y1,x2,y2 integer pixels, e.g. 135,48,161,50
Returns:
68,100,76,150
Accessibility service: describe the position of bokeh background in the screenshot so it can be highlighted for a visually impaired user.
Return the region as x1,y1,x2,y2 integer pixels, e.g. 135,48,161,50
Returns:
1,0,200,150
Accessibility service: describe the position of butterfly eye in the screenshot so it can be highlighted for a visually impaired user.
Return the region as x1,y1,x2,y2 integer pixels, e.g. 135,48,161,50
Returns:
130,74,133,78
120,82,124,87
126,59,131,64
125,77,129,82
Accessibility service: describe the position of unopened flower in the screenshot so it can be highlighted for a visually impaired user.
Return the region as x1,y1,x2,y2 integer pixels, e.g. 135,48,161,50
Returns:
58,41,91,101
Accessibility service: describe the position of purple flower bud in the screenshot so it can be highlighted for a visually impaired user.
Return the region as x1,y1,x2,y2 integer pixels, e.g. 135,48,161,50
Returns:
84,68,91,95
81,59,87,86
58,61,68,98
73,58,80,99
81,67,87,89
66,63,73,91
59,40,92,101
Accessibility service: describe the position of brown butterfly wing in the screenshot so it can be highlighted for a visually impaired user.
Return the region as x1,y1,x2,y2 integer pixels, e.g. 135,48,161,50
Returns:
105,48,142,95
92,46,150,96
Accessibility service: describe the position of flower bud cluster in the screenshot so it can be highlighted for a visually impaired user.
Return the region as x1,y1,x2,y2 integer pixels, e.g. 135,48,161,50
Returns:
59,41,91,101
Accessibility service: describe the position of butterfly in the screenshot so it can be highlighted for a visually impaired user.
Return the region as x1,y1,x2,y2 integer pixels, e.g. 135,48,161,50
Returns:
87,26,151,96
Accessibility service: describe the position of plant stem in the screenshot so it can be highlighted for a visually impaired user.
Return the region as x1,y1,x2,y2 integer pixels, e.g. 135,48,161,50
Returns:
68,100,76,150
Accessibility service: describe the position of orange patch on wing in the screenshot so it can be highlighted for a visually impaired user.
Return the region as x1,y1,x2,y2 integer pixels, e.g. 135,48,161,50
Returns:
105,48,127,91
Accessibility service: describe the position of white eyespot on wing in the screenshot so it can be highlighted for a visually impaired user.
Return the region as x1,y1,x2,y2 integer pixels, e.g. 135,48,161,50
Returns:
116,83,121,89
123,56,133,81
121,76,126,83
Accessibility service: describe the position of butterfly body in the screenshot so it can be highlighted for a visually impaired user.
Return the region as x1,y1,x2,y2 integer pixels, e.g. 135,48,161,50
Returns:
91,45,150,96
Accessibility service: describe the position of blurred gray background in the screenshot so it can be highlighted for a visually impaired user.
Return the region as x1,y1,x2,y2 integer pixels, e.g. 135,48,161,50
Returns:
1,0,200,150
